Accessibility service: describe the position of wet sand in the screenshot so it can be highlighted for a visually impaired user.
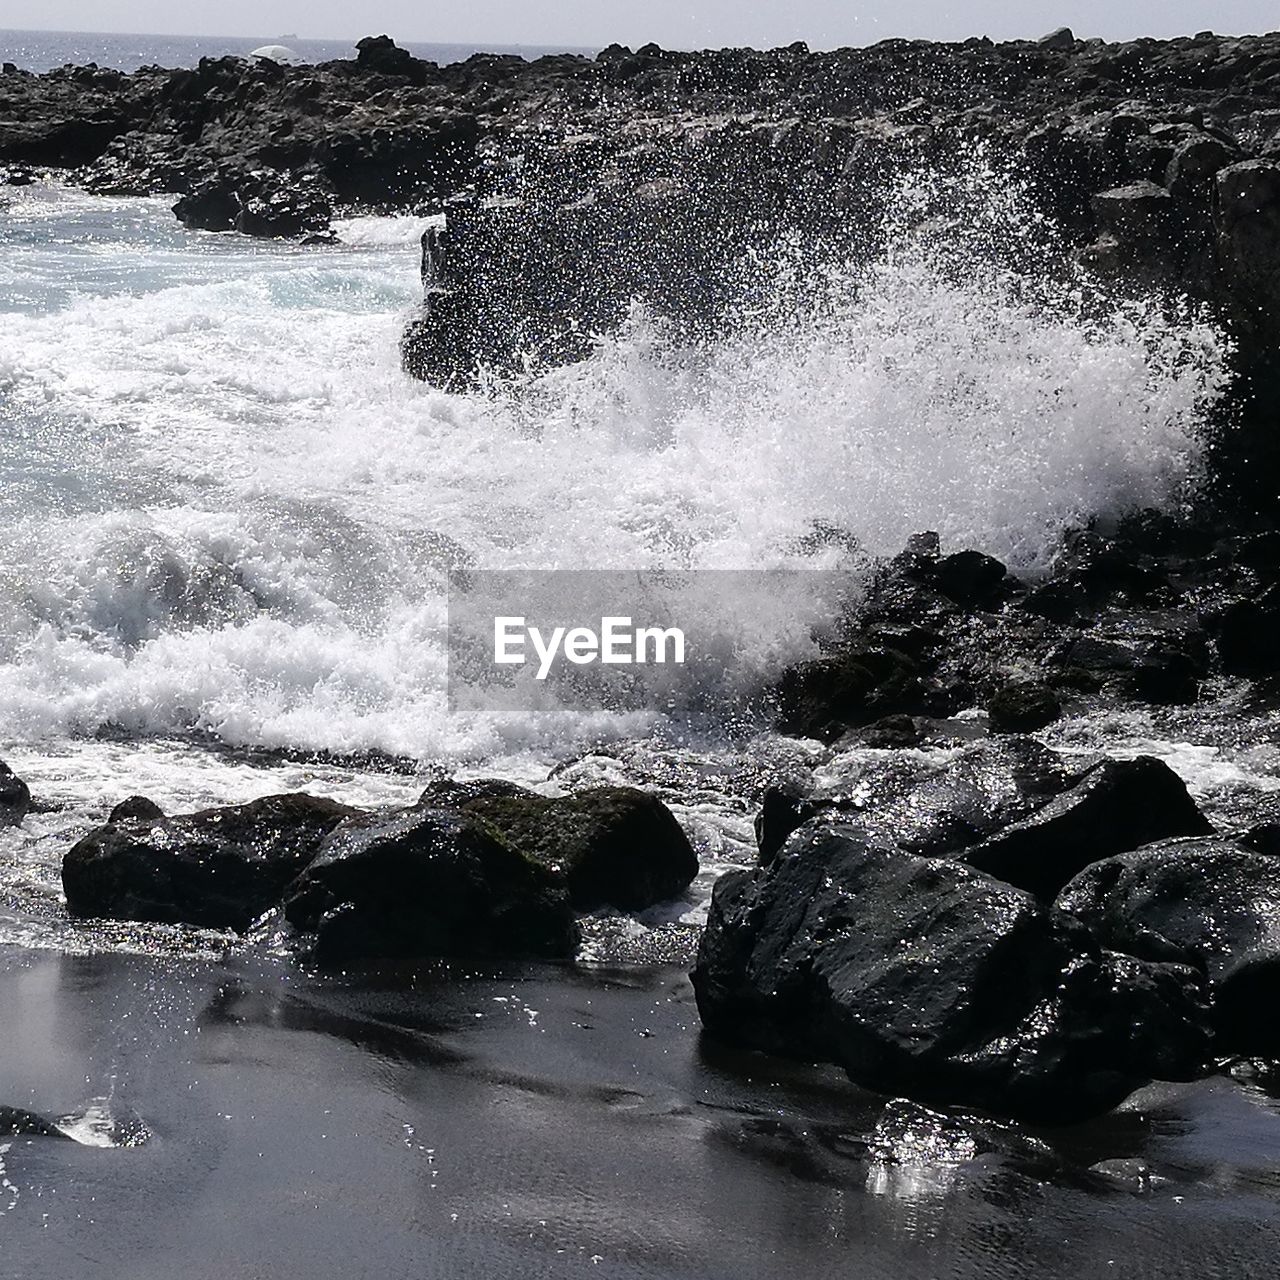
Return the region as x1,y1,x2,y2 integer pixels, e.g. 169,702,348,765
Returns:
0,945,1278,1279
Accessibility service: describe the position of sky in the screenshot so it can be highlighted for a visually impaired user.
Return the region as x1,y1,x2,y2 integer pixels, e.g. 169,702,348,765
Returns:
1,1,1276,50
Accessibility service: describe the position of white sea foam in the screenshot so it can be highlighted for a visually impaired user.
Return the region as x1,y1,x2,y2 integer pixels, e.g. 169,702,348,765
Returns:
0,171,1229,760
332,212,444,246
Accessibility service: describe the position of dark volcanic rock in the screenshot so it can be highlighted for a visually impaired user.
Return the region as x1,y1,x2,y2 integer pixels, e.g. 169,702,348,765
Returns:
419,781,698,912
0,759,31,827
1124,642,1203,704
0,46,477,237
755,736,1075,866
107,795,164,824
401,169,778,387
0,1106,70,1139
233,174,332,239
773,642,925,742
986,680,1062,732
172,180,240,231
1092,180,1177,244
6,32,1280,469
1045,604,1211,707
174,169,332,238
961,756,1212,898
754,780,821,866
355,35,423,81
1056,837,1280,1054
868,736,1075,852
314,115,477,205
693,824,1210,1122
767,533,1069,741
931,550,1008,607
62,793,357,931
1206,583,1280,674
838,712,926,749
282,805,578,963
1234,795,1280,855
1215,159,1280,347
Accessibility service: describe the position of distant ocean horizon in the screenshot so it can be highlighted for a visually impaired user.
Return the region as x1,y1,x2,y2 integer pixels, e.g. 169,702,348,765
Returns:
0,27,597,73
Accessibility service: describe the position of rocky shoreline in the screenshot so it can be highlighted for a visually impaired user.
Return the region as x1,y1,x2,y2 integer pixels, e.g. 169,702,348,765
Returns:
5,29,1280,496
9,497,1280,1128
7,30,1280,1135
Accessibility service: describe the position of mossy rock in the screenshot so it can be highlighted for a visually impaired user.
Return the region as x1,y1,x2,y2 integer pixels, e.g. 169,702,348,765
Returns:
421,782,698,912
283,806,578,964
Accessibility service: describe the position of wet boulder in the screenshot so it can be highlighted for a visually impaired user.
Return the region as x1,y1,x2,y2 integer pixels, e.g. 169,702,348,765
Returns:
773,642,925,741
173,179,239,231
0,759,31,827
1234,795,1280,856
1124,641,1203,705
1056,837,1280,1055
929,550,1007,607
960,756,1212,898
986,680,1061,732
282,805,578,963
1047,608,1210,705
62,793,358,931
693,825,1210,1123
418,781,698,911
233,171,332,239
107,795,164,824
754,779,821,866
860,736,1076,858
754,736,1074,865
174,169,332,239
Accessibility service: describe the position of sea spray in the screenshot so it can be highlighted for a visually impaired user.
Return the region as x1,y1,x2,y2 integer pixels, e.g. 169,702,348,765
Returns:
0,164,1230,756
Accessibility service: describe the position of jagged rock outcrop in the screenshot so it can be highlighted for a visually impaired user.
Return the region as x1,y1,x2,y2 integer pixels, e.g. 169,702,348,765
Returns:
960,756,1212,898
764,509,1280,740
1056,836,1280,1055
693,823,1211,1122
173,168,333,238
5,34,1280,482
62,793,358,931
0,43,478,217
394,34,1280,433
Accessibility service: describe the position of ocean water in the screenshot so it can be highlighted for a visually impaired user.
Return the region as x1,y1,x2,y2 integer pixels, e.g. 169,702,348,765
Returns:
0,163,1246,955
6,155,1280,1280
0,28,594,73
0,175,1227,755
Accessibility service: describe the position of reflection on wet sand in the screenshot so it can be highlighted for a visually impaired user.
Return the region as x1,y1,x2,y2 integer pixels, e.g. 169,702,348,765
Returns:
0,947,1276,1278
